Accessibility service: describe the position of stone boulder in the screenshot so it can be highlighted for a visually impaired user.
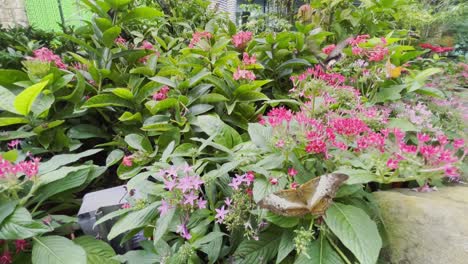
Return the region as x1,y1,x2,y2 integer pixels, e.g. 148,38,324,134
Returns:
374,186,468,264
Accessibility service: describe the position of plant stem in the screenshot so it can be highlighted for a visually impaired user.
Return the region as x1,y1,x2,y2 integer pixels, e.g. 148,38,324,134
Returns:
326,235,353,264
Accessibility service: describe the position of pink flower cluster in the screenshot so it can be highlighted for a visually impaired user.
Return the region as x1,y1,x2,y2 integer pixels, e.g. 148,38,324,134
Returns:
322,44,336,55
386,131,465,179
347,35,388,62
232,31,253,49
420,43,454,53
115,36,127,45
156,165,206,239
290,65,346,87
0,155,40,179
189,31,213,48
233,67,256,81
242,52,257,65
31,47,67,69
152,86,170,101
216,172,255,224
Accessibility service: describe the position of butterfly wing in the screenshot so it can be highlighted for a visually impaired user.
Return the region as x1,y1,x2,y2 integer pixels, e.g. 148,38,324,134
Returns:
323,37,350,68
258,189,310,217
301,173,349,215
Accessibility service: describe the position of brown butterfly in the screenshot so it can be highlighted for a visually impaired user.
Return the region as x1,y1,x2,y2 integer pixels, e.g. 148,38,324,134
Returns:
258,173,349,217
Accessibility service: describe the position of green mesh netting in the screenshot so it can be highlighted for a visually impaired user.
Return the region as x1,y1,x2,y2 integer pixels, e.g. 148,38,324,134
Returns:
25,0,87,31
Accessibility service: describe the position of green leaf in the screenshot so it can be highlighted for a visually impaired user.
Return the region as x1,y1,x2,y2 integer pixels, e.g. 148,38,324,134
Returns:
32,168,91,203
32,236,87,264
277,229,295,264
146,98,179,114
113,250,160,264
0,86,18,113
152,207,176,244
265,213,299,228
33,120,65,134
108,202,159,240
38,149,103,174
0,207,50,240
57,72,85,104
124,134,153,152
0,131,36,141
149,76,176,88
0,69,27,87
106,149,124,167
277,58,311,71
248,123,273,150
335,168,376,185
294,235,343,264
38,165,92,186
192,232,225,249
199,224,223,264
74,236,118,264
119,112,142,122
234,229,282,264
111,88,133,100
68,124,108,139
198,93,228,103
83,94,134,109
387,118,417,132
0,117,28,127
14,81,49,116
237,91,269,102
189,70,211,87
122,7,163,22
102,26,121,47
0,199,18,225
324,203,382,264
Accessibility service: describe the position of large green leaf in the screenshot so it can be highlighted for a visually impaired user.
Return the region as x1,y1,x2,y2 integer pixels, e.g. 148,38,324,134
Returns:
152,207,176,244
122,7,163,21
0,117,28,127
0,69,28,87
124,134,153,152
82,94,134,109
0,86,18,113
0,199,18,225
0,207,50,239
74,236,118,264
276,229,295,263
32,168,91,203
38,149,103,174
234,229,282,264
67,124,108,139
248,123,273,150
324,203,382,264
108,202,160,240
38,165,92,186
32,236,86,264
113,250,160,264
294,235,343,264
14,80,49,116
102,26,121,47
192,232,225,249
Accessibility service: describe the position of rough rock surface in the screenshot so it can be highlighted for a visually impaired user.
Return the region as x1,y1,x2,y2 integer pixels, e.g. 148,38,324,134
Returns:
374,186,468,264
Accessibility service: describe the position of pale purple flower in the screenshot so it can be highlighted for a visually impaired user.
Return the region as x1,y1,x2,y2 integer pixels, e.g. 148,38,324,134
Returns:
163,178,177,191
198,198,207,209
7,140,20,149
224,197,232,207
165,166,178,177
183,164,193,174
228,177,242,190
158,200,171,216
176,223,192,240
183,191,198,206
215,206,229,224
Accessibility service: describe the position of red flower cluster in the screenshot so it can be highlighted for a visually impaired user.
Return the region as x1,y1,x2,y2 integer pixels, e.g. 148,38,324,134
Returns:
189,31,213,48
152,86,170,101
232,31,253,49
420,43,454,53
0,155,40,179
31,47,67,69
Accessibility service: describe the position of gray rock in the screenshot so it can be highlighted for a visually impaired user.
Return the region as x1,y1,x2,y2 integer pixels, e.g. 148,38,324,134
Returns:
374,186,468,264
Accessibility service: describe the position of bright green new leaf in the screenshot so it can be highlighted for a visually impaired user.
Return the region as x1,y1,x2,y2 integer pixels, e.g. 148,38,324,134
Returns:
14,80,49,116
